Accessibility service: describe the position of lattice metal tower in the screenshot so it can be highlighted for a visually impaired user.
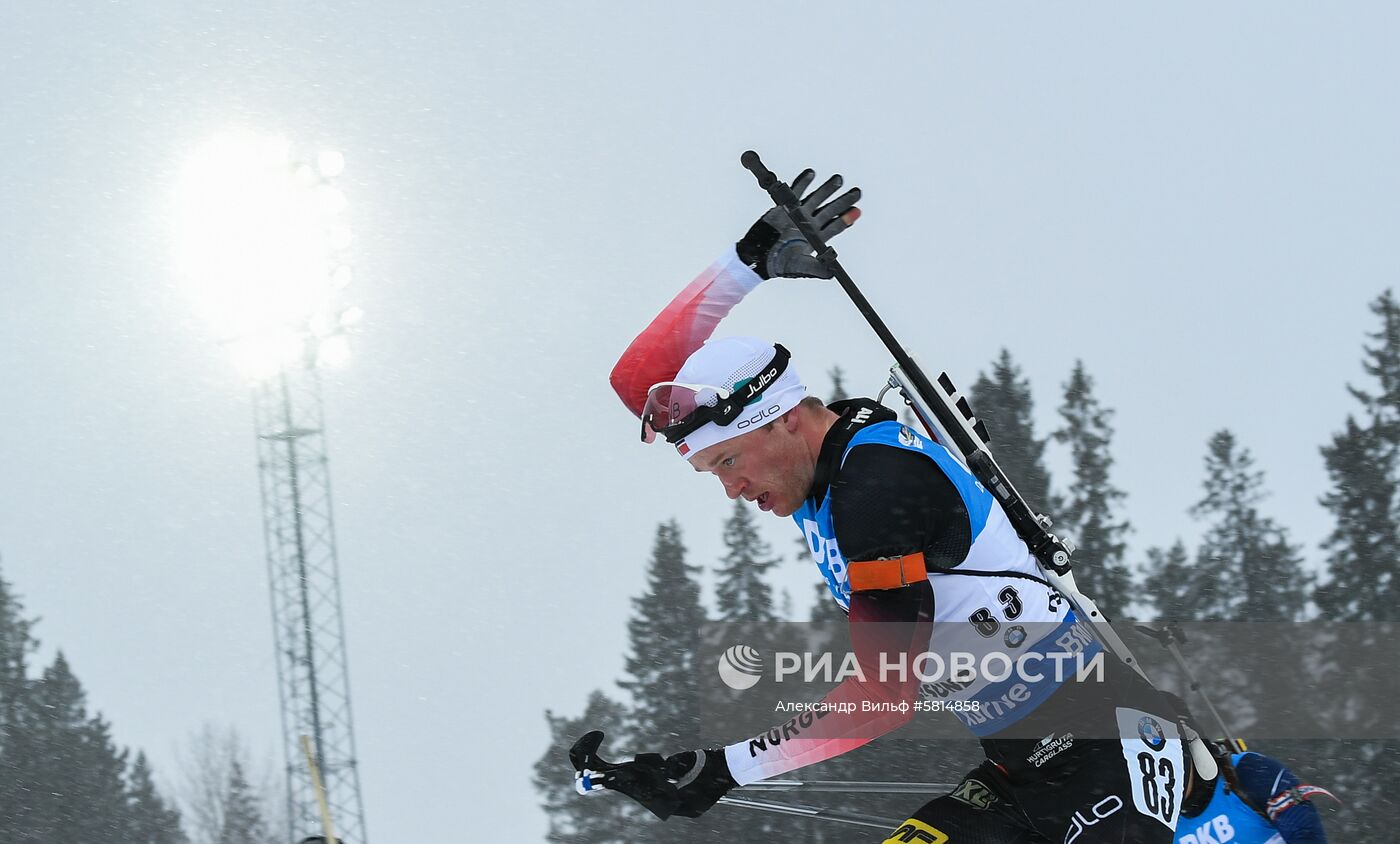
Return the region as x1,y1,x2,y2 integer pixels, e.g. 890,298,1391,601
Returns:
254,355,367,843
173,132,369,843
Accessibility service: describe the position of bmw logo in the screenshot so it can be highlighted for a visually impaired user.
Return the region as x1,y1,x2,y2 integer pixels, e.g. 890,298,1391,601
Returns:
717,644,764,691
1004,625,1027,648
1138,716,1166,750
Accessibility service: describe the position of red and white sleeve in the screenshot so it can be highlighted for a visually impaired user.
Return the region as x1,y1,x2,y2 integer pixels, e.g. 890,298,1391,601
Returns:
723,585,934,785
609,247,764,418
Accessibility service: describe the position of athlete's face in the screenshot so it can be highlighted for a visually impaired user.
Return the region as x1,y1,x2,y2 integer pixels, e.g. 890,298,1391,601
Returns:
691,412,814,518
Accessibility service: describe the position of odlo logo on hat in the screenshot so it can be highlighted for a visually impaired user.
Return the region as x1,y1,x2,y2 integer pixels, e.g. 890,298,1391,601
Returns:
717,644,764,691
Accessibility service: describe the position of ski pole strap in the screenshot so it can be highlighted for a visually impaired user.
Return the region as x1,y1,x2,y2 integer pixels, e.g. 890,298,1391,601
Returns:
849,553,927,592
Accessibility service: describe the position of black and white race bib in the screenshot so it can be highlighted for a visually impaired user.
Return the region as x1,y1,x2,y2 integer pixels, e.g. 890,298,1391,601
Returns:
1115,706,1184,831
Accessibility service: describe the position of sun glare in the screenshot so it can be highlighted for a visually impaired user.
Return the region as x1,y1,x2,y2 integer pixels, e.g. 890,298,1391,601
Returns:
173,129,358,381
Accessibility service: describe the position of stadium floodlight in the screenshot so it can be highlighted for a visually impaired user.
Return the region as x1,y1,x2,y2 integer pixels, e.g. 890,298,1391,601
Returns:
173,129,359,381
172,129,370,843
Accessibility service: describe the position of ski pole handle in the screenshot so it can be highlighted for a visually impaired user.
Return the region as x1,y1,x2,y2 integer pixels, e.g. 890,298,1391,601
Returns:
739,150,840,267
740,150,777,188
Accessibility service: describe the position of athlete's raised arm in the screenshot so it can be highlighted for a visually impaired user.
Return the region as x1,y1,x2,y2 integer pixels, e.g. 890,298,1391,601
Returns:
610,169,861,418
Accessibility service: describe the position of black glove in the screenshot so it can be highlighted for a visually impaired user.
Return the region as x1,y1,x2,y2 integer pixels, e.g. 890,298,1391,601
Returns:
664,748,738,818
570,730,737,821
736,169,862,279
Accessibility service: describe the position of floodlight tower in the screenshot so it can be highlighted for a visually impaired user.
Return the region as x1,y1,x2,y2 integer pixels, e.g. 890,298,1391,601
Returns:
174,132,369,843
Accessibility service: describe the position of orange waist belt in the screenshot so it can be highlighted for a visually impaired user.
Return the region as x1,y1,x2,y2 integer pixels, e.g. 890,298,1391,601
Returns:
848,552,927,592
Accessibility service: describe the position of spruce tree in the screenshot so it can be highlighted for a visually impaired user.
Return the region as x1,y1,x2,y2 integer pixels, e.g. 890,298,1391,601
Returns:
1311,291,1400,833
1317,290,1400,622
1188,431,1312,622
0,564,39,842
616,522,725,841
1316,417,1398,620
1138,435,1313,720
968,349,1056,514
0,563,188,843
1053,361,1133,618
215,760,268,844
127,752,187,844
1350,288,1400,436
1137,541,1195,697
0,561,35,728
1141,542,1196,623
617,520,707,750
715,500,780,624
22,653,132,841
81,713,136,840
535,691,634,843
1177,432,1313,750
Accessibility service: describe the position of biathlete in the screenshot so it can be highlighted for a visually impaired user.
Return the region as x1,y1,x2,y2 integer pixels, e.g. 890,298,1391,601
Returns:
605,166,1188,842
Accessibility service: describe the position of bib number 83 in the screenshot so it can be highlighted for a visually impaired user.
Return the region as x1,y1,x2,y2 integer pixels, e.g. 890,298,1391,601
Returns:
1115,707,1183,830
1136,752,1176,823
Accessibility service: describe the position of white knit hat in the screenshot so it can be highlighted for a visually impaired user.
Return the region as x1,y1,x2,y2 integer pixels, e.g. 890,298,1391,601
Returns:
668,337,807,459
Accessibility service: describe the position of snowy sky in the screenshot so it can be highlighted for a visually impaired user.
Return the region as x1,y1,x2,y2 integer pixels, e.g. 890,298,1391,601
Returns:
3,3,1398,840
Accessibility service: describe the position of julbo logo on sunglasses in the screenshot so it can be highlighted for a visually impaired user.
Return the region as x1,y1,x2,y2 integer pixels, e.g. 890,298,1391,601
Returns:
737,364,780,402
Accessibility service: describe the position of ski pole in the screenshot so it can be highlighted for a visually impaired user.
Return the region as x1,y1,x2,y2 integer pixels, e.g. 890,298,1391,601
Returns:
1135,623,1242,750
575,773,906,830
744,779,959,794
738,151,1066,573
739,151,1149,682
718,795,902,830
572,731,923,829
